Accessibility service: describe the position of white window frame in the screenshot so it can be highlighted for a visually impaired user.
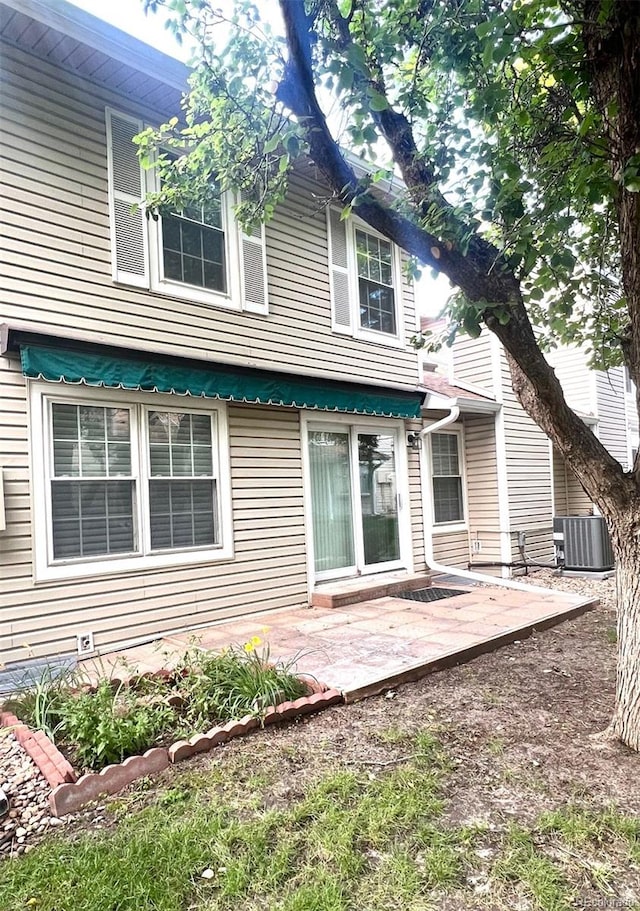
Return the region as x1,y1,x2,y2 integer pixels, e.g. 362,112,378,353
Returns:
350,218,403,346
428,427,468,533
146,168,243,310
329,207,404,347
106,107,263,314
29,381,234,583
300,410,413,591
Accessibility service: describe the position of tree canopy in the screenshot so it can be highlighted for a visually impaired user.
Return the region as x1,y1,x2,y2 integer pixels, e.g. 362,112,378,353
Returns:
140,0,640,750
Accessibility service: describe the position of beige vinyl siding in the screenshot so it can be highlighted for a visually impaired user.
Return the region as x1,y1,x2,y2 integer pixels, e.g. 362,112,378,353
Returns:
626,392,639,447
406,418,426,571
552,448,593,516
464,413,502,564
0,43,418,389
547,345,595,416
431,530,469,568
0,356,31,595
451,330,493,390
0,382,309,664
497,351,553,530
595,368,629,467
509,527,554,565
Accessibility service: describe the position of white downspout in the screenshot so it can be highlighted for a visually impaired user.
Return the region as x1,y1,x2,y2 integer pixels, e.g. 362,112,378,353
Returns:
420,406,567,597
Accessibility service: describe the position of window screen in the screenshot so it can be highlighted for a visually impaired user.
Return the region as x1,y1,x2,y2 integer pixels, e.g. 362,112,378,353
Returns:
431,432,464,524
50,404,135,559
147,411,218,550
355,229,396,335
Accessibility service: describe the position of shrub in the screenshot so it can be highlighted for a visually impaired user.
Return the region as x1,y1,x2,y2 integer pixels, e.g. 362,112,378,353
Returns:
61,679,178,769
6,638,310,772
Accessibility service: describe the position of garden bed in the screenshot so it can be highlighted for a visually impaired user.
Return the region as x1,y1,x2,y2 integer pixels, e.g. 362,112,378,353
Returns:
1,640,342,816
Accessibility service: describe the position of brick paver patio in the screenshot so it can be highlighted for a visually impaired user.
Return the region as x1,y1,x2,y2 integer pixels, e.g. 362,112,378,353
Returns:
83,575,598,701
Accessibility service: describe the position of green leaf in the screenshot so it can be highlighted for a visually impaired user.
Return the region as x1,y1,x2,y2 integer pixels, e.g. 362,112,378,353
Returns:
369,92,390,112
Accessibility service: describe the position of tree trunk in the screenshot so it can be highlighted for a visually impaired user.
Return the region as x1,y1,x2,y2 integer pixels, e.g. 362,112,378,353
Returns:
607,529,640,751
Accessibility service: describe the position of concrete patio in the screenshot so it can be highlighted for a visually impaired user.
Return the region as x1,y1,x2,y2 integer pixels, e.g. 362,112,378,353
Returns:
82,574,598,701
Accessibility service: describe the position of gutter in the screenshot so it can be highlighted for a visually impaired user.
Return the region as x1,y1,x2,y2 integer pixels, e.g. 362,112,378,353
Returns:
420,406,570,597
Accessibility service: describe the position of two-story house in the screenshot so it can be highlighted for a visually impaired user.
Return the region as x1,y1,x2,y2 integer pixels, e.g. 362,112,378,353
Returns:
0,0,432,668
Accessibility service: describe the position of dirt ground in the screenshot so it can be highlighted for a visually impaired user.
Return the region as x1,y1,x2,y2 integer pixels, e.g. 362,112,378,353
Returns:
203,570,637,810
64,568,637,818
4,568,638,906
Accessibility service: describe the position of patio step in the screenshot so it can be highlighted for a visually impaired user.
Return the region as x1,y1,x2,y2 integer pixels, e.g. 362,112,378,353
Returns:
312,571,432,609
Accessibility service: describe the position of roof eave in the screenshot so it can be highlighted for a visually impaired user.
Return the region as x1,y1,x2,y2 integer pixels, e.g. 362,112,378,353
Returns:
0,0,190,91
421,390,501,414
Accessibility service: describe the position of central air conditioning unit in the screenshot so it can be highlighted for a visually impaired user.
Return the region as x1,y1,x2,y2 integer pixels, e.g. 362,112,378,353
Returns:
553,516,614,572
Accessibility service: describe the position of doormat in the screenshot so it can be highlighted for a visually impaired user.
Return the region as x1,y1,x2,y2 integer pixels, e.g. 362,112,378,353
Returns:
396,587,468,604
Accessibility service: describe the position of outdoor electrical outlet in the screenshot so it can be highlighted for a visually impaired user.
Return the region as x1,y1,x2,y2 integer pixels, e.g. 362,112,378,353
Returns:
77,631,95,655
472,538,482,553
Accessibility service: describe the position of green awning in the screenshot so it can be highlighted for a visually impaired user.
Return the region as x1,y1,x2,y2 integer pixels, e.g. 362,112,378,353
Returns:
20,344,423,419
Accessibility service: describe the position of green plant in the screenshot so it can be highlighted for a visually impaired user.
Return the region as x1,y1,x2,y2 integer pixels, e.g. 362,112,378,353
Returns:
61,679,177,769
6,638,309,773
175,639,308,731
3,663,74,742
605,626,618,645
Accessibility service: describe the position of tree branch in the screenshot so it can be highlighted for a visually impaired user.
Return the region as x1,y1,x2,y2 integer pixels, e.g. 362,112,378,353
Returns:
277,0,515,303
277,0,634,519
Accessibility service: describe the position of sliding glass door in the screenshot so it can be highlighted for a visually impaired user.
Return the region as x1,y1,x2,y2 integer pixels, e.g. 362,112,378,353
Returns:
358,432,400,567
308,429,356,574
308,424,403,579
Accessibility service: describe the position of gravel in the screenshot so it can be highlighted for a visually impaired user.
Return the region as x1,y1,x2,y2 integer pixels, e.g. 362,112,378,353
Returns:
0,728,68,859
523,567,617,612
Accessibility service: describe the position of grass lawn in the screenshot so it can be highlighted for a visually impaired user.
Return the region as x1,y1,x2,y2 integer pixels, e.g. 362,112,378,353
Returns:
0,728,638,911
1,576,639,910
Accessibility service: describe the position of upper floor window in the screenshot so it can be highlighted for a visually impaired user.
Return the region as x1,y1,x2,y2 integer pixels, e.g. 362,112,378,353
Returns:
162,198,227,294
105,109,267,314
355,229,396,335
328,208,402,344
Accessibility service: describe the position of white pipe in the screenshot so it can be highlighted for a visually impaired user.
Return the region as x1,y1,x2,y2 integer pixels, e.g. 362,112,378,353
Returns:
419,405,460,438
421,406,566,597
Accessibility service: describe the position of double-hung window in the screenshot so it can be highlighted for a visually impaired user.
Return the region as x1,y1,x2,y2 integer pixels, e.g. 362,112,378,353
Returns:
161,193,227,295
31,385,233,581
105,108,268,314
355,229,396,335
328,208,402,343
430,431,465,525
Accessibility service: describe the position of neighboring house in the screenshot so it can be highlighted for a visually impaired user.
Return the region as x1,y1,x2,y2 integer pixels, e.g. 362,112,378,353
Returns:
0,0,433,668
419,317,633,574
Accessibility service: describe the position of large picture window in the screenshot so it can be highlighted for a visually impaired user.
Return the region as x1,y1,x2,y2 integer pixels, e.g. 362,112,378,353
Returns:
31,386,232,581
430,431,465,525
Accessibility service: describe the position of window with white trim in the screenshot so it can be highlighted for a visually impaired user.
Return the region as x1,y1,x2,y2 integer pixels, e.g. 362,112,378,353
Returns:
328,208,401,342
31,385,233,581
105,108,268,314
161,193,227,295
430,431,465,524
355,229,396,335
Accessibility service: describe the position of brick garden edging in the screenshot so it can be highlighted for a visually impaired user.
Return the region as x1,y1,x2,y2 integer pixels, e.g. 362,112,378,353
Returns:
1,683,344,817
168,689,343,763
0,711,76,789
